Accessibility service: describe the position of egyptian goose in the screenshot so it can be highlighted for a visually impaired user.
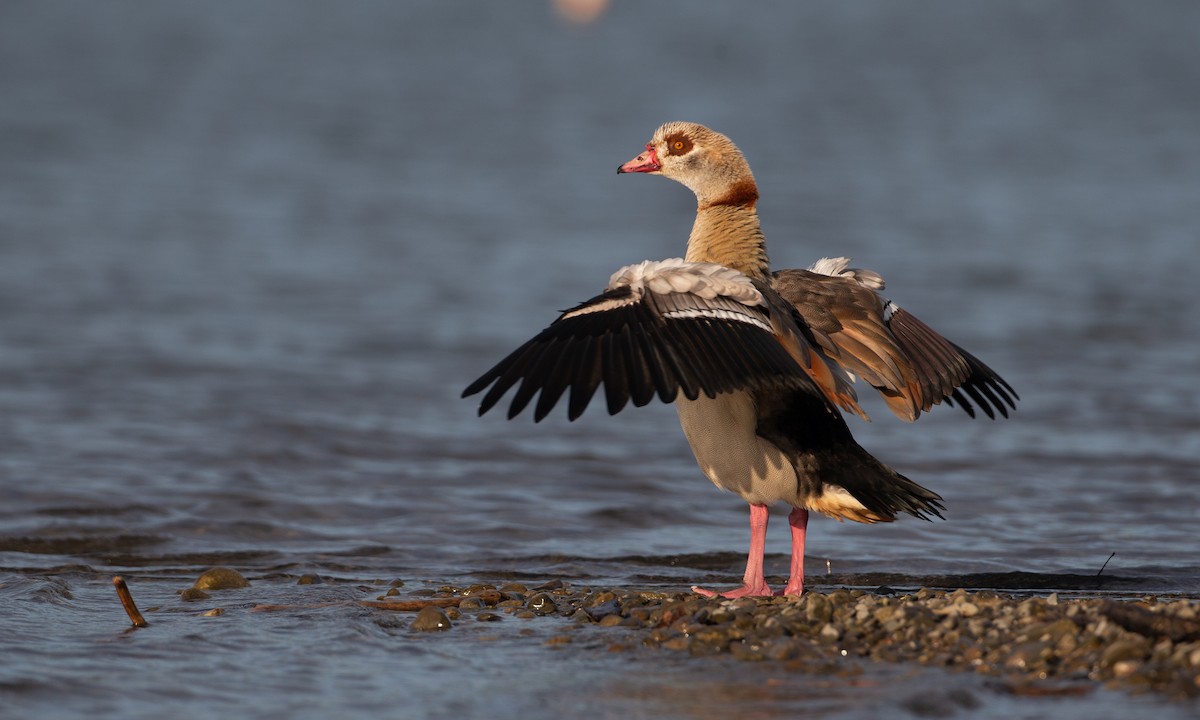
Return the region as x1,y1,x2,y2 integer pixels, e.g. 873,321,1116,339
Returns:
463,122,1015,598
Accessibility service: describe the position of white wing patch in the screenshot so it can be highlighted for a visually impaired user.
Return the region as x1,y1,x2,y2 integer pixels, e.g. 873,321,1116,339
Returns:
559,293,639,320
661,306,773,332
609,258,764,305
808,256,886,291
562,259,771,331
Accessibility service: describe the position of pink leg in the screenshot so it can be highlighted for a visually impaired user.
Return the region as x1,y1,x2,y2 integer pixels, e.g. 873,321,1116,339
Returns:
778,507,809,596
692,503,773,598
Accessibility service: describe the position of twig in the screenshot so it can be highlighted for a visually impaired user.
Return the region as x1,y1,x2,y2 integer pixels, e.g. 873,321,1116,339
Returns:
1096,552,1116,577
112,576,148,628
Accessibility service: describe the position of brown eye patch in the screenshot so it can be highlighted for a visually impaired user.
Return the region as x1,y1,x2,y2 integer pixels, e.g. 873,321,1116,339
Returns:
664,133,693,156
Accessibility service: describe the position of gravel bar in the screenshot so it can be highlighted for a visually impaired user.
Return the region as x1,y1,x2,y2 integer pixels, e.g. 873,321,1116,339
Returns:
397,581,1200,699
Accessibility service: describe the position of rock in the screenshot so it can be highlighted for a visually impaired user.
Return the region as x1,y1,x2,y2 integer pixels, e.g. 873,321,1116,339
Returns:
526,593,558,615
586,599,622,621
935,601,979,618
1101,638,1150,668
411,605,452,631
179,588,211,602
801,593,833,624
296,574,323,585
1005,640,1052,670
193,567,249,590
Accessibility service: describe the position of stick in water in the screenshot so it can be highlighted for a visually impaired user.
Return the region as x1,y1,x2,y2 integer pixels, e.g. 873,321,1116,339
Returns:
113,576,148,628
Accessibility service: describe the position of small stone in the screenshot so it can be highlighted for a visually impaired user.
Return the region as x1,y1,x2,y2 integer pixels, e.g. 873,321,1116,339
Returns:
662,636,690,651
935,602,979,618
467,589,502,606
586,599,623,621
1101,639,1149,668
476,612,502,622
193,567,250,591
585,590,618,607
689,631,728,656
1005,640,1052,670
729,639,765,661
296,574,323,585
180,588,211,602
527,593,558,615
874,605,900,624
200,608,224,617
802,593,833,624
411,606,452,631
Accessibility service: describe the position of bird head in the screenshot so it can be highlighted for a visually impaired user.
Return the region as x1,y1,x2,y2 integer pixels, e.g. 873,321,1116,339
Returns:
618,121,757,208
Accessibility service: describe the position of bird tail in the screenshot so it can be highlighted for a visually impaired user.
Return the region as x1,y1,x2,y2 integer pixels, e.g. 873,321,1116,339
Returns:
801,441,944,524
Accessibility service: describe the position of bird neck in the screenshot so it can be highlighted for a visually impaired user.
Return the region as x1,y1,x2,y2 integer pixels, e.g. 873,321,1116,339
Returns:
684,202,770,282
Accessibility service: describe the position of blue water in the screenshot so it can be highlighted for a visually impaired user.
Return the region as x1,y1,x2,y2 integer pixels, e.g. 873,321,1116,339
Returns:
2,1,1198,717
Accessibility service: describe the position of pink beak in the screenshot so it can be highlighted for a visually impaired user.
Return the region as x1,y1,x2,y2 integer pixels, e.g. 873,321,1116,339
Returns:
617,143,661,174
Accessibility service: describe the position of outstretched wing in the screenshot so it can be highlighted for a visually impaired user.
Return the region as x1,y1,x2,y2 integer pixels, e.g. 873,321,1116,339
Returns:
463,259,850,422
774,258,1017,421
886,307,1018,420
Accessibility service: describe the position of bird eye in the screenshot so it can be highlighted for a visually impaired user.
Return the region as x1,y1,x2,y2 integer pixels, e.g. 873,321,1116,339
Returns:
672,140,685,151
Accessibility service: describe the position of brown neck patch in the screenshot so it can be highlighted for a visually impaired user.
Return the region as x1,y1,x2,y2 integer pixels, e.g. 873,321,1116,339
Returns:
700,179,759,209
